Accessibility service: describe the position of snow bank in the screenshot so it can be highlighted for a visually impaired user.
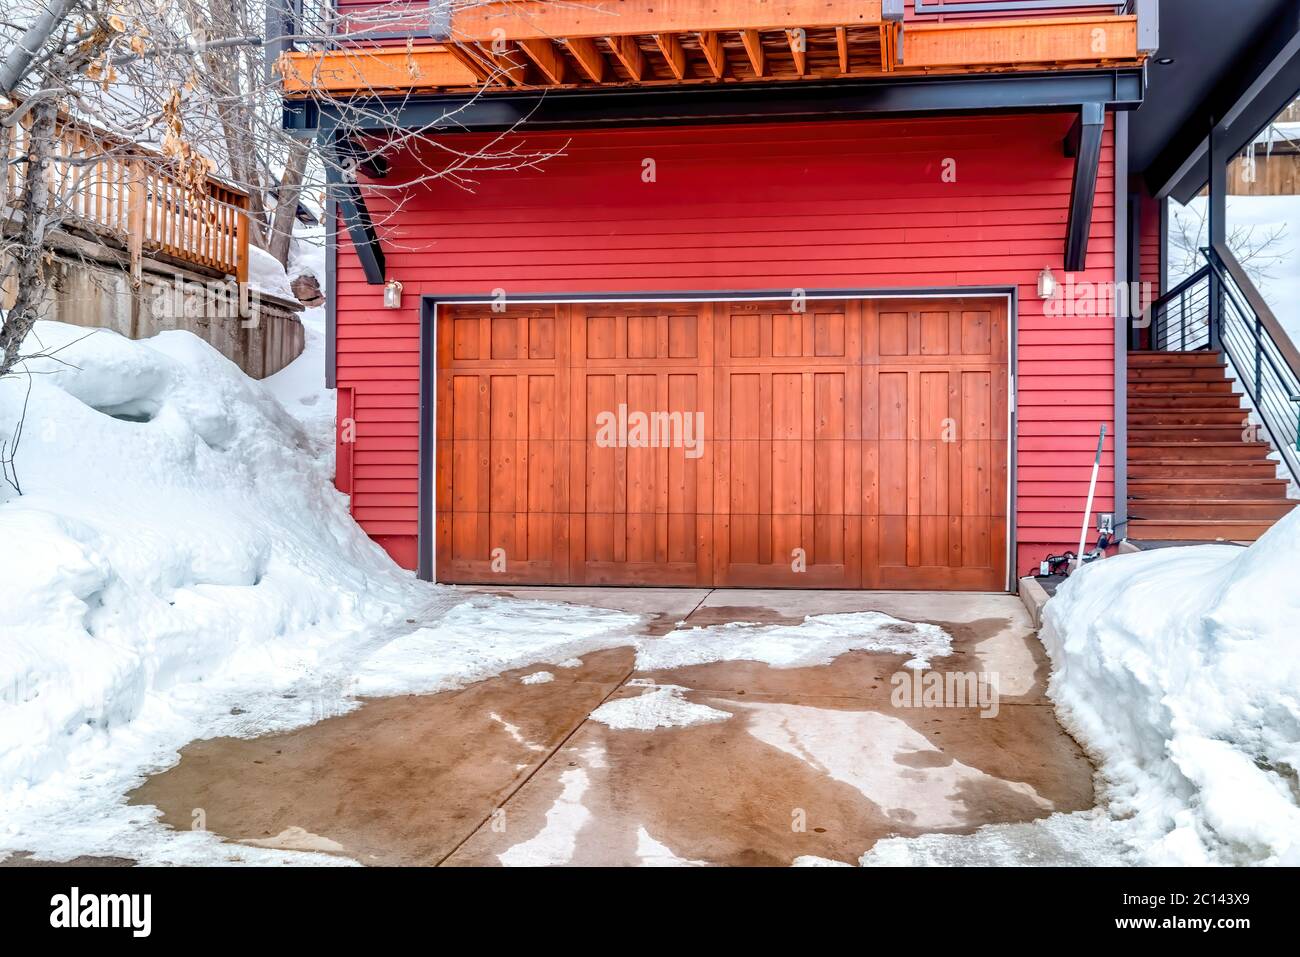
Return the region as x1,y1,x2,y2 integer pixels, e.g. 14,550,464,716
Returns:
263,305,333,449
0,321,647,864
1041,512,1300,866
0,321,426,795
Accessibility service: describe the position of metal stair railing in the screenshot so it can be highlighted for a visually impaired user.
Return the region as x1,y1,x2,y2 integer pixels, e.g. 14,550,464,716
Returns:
1203,245,1300,487
1142,262,1212,352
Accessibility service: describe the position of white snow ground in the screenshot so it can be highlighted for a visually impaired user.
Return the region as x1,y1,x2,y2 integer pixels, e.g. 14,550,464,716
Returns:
1041,512,1300,866
0,318,641,865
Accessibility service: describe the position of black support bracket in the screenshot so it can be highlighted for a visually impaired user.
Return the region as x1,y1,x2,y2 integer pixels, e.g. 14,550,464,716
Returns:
1064,102,1106,273
323,131,386,285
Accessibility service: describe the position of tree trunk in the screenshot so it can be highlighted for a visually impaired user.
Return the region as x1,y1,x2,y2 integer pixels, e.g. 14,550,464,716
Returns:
267,138,309,267
0,99,58,379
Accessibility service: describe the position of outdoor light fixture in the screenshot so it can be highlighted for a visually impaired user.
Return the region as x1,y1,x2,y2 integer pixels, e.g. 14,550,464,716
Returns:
1156,57,1175,65
1037,266,1058,300
383,279,403,309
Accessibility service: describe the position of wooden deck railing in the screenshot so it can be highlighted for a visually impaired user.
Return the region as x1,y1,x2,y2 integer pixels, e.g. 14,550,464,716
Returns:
3,107,250,283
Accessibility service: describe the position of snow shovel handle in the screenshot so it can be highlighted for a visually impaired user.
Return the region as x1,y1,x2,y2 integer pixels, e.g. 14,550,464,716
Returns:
1075,424,1107,572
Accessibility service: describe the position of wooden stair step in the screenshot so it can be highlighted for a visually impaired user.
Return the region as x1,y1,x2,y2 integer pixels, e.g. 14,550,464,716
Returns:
1129,478,1291,499
1129,425,1250,441
1129,392,1244,406
1129,460,1280,479
1128,366,1229,381
1128,498,1299,521
1128,350,1223,365
1127,518,1277,541
1129,379,1235,393
1129,410,1250,426
1129,441,1275,461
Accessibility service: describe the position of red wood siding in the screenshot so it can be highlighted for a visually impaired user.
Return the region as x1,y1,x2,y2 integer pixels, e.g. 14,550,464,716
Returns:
335,113,1117,581
1139,189,1162,295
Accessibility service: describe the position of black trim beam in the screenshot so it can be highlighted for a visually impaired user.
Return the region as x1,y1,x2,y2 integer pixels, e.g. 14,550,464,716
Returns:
286,69,1144,135
418,299,434,581
323,134,386,285
1065,102,1106,272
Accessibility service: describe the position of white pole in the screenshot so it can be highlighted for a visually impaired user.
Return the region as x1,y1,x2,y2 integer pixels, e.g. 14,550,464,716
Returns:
1075,424,1107,573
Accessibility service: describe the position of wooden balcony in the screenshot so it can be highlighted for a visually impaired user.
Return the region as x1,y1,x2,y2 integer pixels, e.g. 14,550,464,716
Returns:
2,105,250,282
277,0,1149,98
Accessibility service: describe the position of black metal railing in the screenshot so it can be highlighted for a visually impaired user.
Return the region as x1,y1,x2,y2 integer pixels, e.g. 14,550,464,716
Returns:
1206,245,1300,486
1145,263,1212,352
1143,246,1300,486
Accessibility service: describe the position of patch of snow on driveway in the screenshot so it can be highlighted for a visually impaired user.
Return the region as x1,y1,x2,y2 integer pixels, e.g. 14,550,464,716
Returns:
636,827,708,866
589,681,733,731
735,701,1050,830
498,745,605,867
858,810,1132,867
637,611,951,672
353,598,640,698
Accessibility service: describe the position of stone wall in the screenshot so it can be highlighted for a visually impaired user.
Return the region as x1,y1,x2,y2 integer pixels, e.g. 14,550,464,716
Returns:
2,233,305,380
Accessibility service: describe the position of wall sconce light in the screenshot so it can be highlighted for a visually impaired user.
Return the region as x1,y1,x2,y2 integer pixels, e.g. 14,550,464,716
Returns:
1037,266,1058,301
383,279,403,309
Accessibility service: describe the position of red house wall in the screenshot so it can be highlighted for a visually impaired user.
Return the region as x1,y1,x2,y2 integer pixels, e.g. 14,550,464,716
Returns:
335,113,1117,581
1139,189,1162,295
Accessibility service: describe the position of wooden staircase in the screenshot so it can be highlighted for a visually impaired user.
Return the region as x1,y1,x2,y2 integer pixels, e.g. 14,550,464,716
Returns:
1128,350,1299,541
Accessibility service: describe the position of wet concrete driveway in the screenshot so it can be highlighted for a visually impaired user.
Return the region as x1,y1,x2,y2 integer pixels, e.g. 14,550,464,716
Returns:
128,589,1094,866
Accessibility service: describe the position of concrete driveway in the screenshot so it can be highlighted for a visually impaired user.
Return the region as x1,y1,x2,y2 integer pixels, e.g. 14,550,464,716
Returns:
129,589,1094,866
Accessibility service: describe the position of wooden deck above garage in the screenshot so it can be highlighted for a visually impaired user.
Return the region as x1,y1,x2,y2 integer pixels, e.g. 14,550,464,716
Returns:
274,0,1155,98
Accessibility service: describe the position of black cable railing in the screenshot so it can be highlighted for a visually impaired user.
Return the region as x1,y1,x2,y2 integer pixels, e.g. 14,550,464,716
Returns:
1204,246,1300,487
1144,248,1300,486
1145,262,1212,352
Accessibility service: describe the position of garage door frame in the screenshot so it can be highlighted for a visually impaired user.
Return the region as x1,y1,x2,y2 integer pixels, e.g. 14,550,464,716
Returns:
417,287,1019,591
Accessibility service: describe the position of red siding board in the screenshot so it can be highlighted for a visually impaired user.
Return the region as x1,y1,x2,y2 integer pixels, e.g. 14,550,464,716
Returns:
334,113,1118,580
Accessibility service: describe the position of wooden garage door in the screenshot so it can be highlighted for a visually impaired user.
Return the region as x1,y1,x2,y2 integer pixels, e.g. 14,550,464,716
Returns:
435,298,1007,590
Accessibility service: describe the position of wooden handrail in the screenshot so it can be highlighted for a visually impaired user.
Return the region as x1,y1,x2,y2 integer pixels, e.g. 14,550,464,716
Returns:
1,104,250,282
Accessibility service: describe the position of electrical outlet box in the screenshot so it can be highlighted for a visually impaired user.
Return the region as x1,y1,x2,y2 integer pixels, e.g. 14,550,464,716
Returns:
1098,513,1115,536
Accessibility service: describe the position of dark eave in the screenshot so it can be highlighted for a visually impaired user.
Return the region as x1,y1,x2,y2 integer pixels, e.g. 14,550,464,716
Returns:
290,68,1144,137
1136,0,1300,198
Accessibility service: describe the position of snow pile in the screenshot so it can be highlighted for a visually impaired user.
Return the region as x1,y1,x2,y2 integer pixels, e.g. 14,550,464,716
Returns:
263,305,333,449
244,245,297,301
0,321,651,864
0,321,427,795
636,611,952,672
587,680,733,731
1042,511,1300,866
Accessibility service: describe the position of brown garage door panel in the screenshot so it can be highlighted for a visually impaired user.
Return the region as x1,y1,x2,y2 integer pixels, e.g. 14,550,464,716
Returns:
435,298,1008,591
713,300,864,588
568,302,714,585
435,305,572,584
